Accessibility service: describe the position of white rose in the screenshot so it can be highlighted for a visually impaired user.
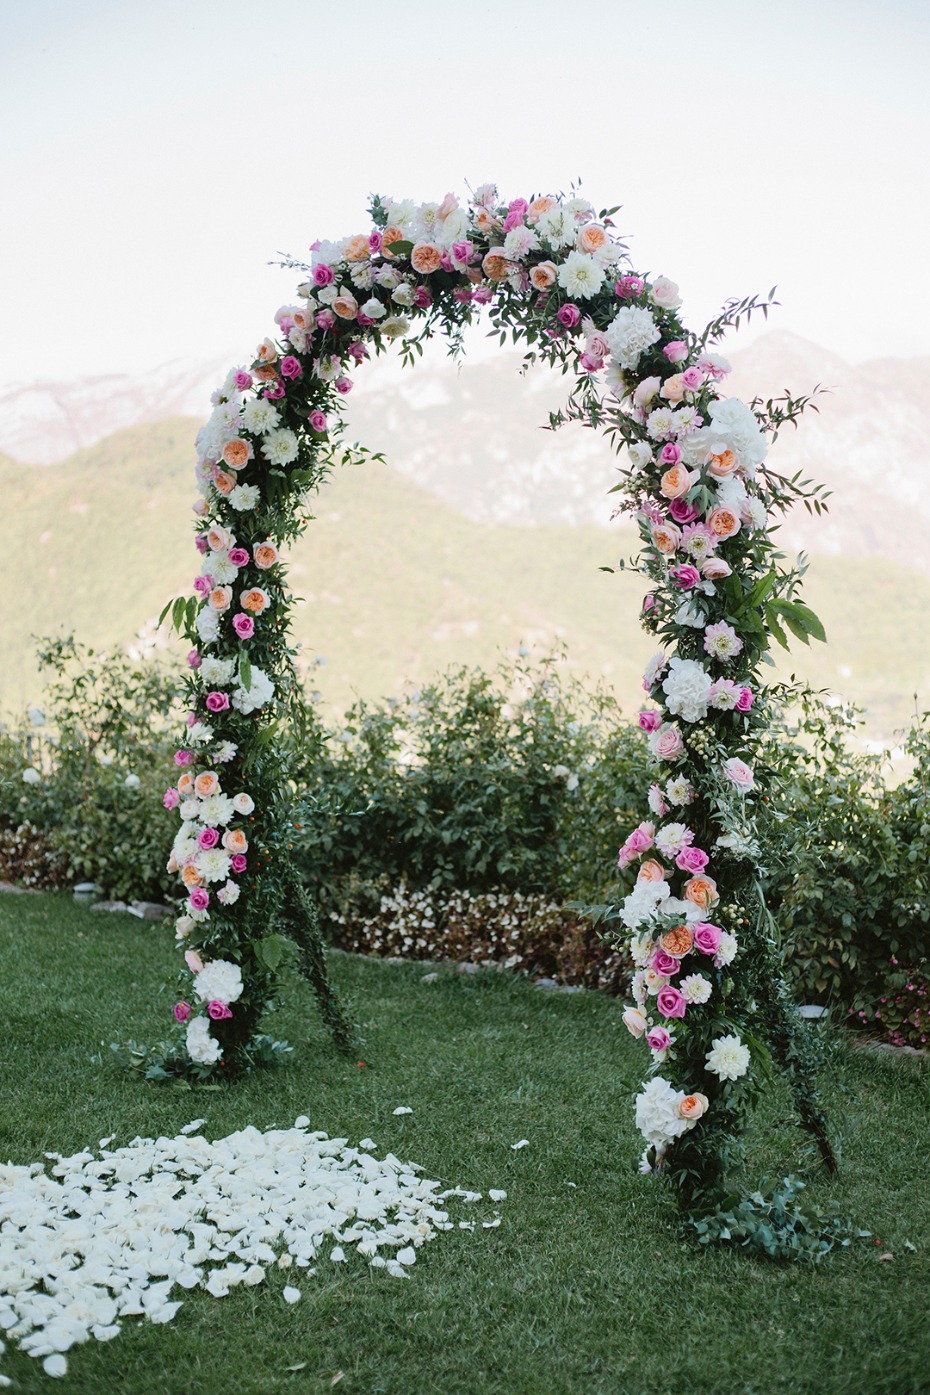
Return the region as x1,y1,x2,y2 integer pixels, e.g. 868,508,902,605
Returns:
232,792,255,815
649,276,682,309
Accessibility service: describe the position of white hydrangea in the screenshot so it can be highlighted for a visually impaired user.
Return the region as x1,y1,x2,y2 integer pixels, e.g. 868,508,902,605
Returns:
231,666,275,715
186,1016,222,1064
662,658,712,724
195,607,220,644
557,250,605,299
241,399,281,435
706,397,767,472
634,1077,693,1147
605,306,661,371
229,484,261,511
618,877,671,933
705,1033,751,1081
262,428,299,467
193,959,244,1006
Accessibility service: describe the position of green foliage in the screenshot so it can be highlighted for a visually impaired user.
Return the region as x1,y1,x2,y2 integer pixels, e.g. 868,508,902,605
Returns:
692,1175,868,1263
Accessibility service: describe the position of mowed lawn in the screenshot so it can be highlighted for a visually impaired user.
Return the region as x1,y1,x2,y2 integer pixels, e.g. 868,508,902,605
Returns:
1,893,928,1395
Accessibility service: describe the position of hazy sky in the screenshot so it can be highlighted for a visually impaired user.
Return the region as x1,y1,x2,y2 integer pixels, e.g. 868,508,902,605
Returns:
3,0,929,385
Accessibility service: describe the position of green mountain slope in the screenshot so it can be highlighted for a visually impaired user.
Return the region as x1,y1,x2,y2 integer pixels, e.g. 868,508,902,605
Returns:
2,419,927,740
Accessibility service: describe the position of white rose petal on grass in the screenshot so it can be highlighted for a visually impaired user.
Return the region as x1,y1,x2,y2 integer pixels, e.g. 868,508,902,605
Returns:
511,1139,530,1151
392,1107,413,1116
179,1119,206,1135
488,1189,507,1202
43,1355,68,1378
0,1122,502,1374
294,1115,310,1129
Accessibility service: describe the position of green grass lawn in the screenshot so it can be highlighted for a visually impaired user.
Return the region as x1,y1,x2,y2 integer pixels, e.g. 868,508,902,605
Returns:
1,893,928,1395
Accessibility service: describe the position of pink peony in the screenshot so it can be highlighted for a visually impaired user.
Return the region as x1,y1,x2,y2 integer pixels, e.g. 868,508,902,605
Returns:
173,1001,192,1023
197,827,220,850
188,888,209,912
646,1026,671,1051
206,690,230,713
232,613,255,640
693,922,723,956
163,787,180,810
174,750,194,767
638,710,661,733
208,999,233,1020
657,985,688,1019
676,845,710,875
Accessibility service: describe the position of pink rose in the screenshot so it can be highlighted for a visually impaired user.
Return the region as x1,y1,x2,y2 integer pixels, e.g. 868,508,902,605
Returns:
646,1026,671,1052
722,757,755,792
671,564,701,590
308,409,328,433
206,690,230,713
656,985,687,1019
701,557,732,580
663,341,688,364
208,999,233,1021
693,922,723,956
316,309,335,331
280,355,302,379
622,1007,648,1037
615,275,645,298
230,853,248,873
452,240,475,264
163,787,180,810
579,352,603,372
312,265,334,287
198,827,220,850
335,376,353,395
185,950,204,973
586,331,609,360
174,750,194,767
638,710,661,733
188,888,209,911
368,230,383,253
627,821,655,856
669,498,699,524
557,304,581,328
187,649,202,669
348,341,367,361
473,285,493,305
234,370,253,390
173,1001,192,1023
264,381,286,400
642,594,656,613
233,613,255,640
736,686,754,711
652,949,679,977
682,366,703,391
195,535,209,555
193,575,212,597
228,547,250,568
660,443,682,465
414,286,433,308
653,725,685,761
676,845,710,875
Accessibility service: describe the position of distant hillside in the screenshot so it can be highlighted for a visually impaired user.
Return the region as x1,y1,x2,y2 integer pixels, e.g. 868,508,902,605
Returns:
1,418,927,741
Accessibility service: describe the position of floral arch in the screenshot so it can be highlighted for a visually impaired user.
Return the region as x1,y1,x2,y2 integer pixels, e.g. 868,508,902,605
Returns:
150,184,838,1244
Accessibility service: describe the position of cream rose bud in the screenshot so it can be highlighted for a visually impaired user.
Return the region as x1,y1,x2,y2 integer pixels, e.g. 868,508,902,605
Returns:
232,792,255,815
650,276,682,309
633,376,661,410
622,1007,648,1037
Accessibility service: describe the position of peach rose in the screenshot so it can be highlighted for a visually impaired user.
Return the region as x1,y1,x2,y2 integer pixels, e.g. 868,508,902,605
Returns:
578,223,608,254
177,773,194,797
708,507,741,539
343,233,370,263
660,464,692,500
253,541,279,570
208,586,232,612
633,376,661,410
332,292,359,320
660,924,694,958
222,439,251,469
240,587,270,614
527,196,557,224
661,373,686,404
684,875,719,908
181,863,204,888
411,241,443,274
257,337,278,363
194,772,219,798
475,208,496,235
254,363,278,382
223,829,248,854
529,261,558,291
637,858,667,883
482,250,508,281
702,557,732,580
679,1092,709,1120
293,306,316,332
707,449,738,479
380,226,406,258
207,526,231,552
213,469,237,496
651,522,682,555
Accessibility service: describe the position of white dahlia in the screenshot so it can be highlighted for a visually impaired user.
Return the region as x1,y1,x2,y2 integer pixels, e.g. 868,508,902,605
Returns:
262,428,299,467
241,399,281,435
557,250,605,299
705,1033,751,1081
